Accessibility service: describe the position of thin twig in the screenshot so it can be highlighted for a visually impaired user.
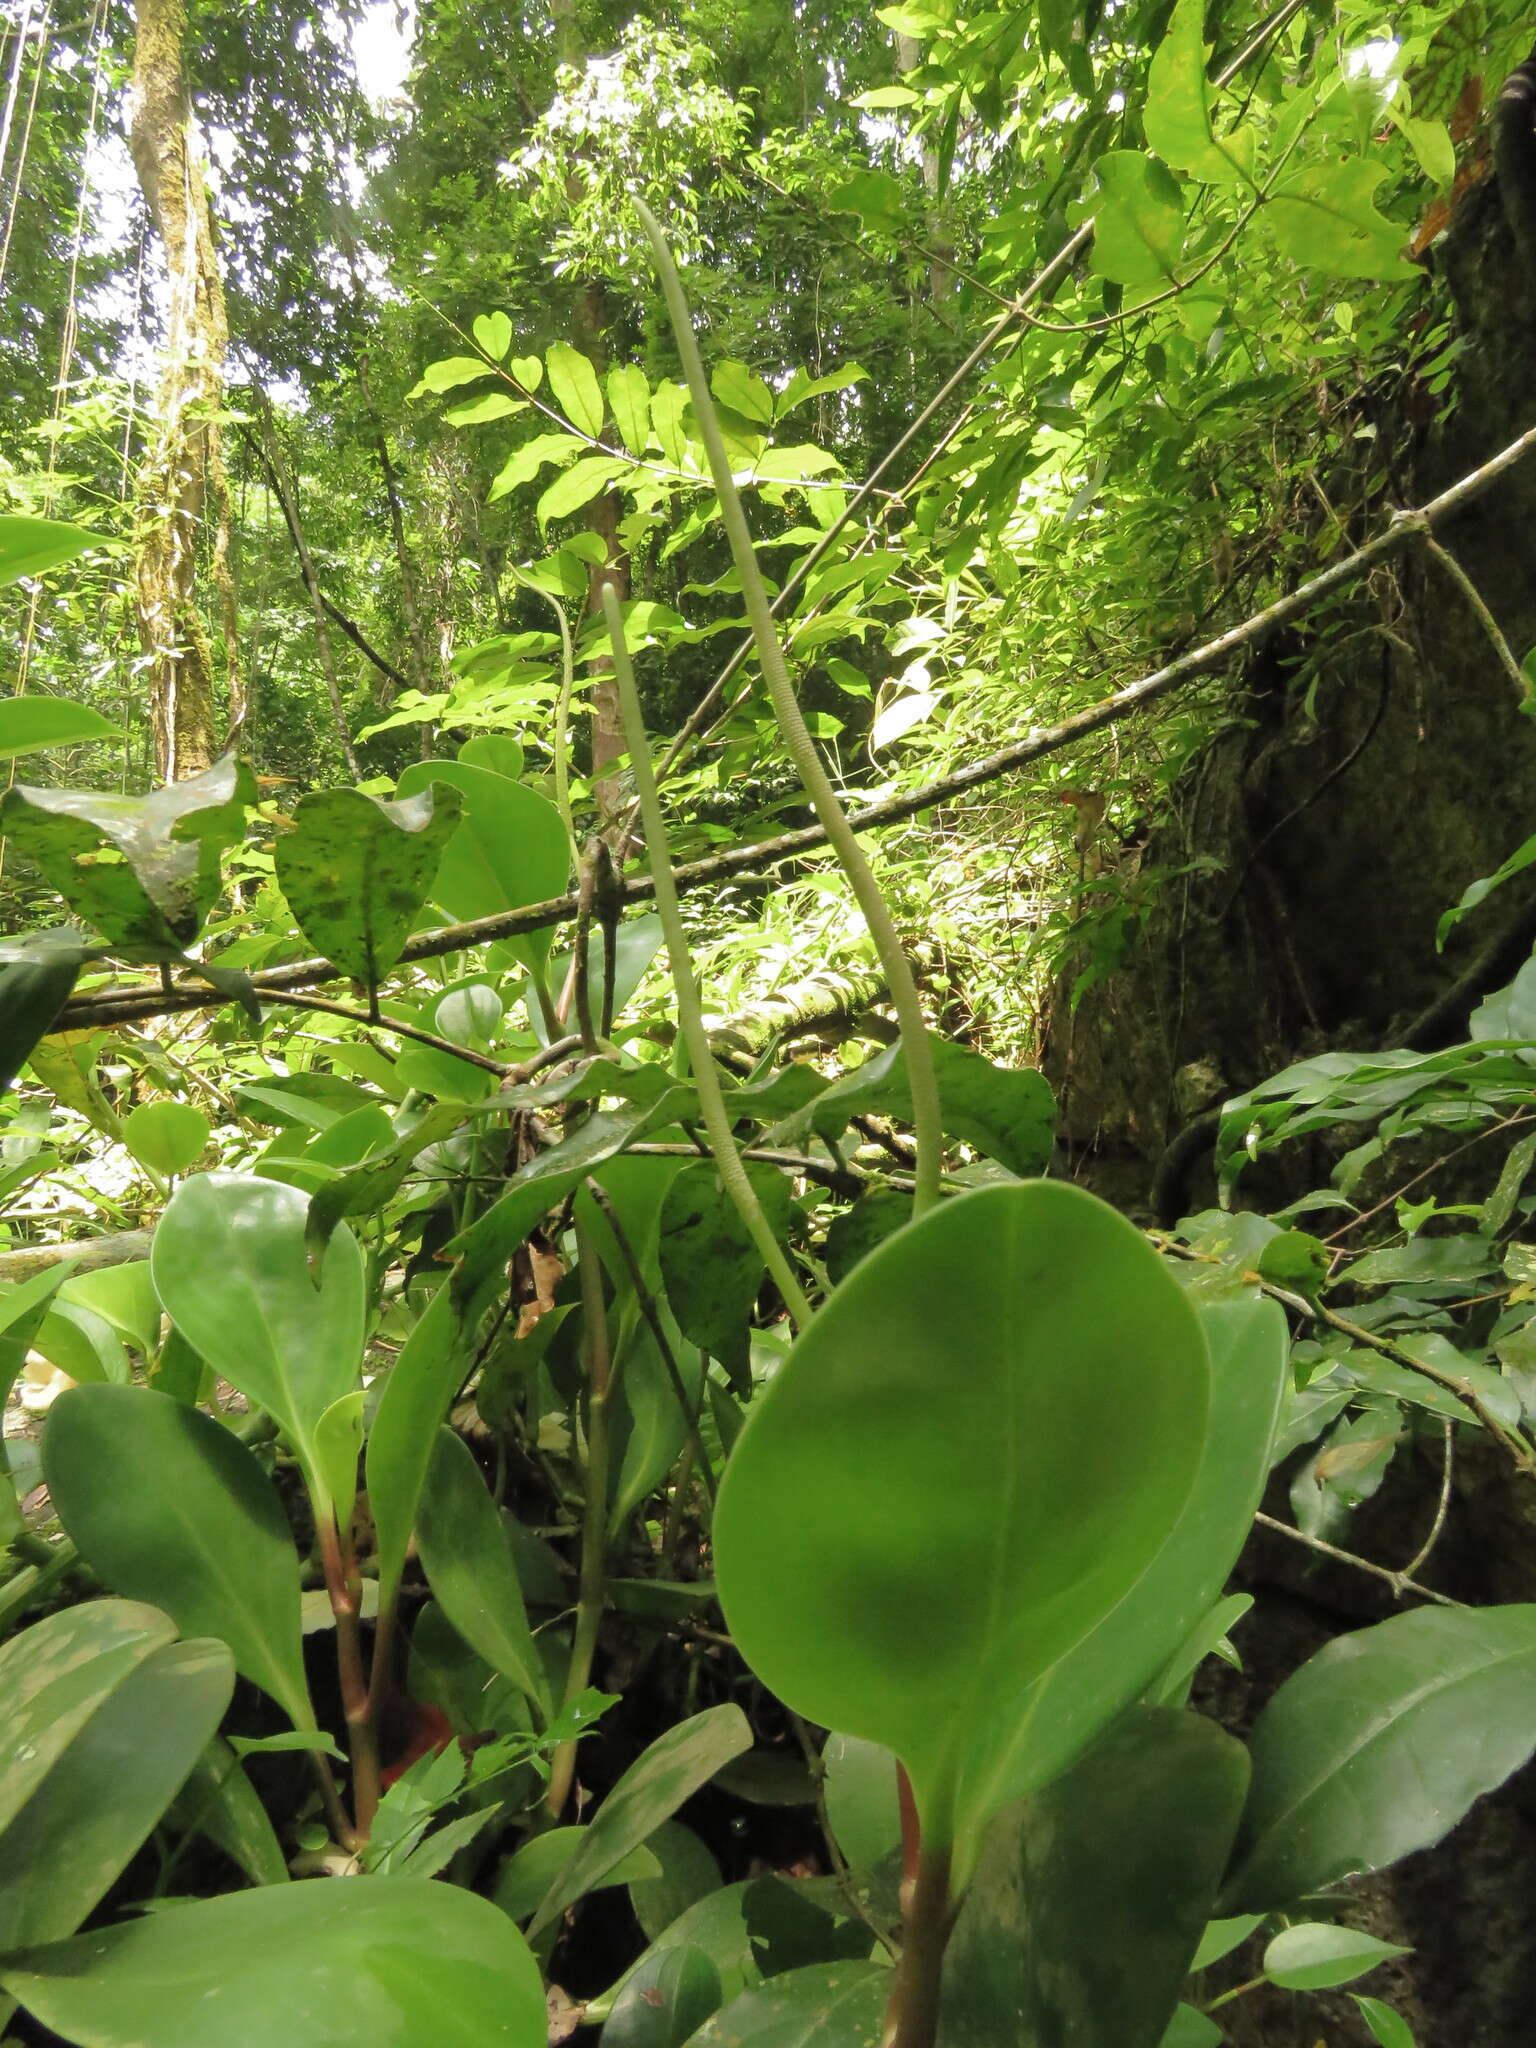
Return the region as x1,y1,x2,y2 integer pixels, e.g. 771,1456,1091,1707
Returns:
1419,531,1532,709
268,990,519,1077
1253,1511,1462,1606
1396,1416,1455,1592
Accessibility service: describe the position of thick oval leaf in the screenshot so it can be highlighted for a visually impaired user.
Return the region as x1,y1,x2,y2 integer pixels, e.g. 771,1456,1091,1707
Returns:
1263,1922,1410,1992
822,1733,900,1874
44,1386,313,1728
0,513,94,585
0,697,119,761
0,755,256,958
123,1099,209,1178
395,759,569,967
972,1296,1286,1813
529,1704,752,1937
938,1706,1249,2048
1221,1604,1536,1912
0,1876,547,2048
150,1173,366,1472
0,1598,176,1836
415,1427,549,1714
685,1961,889,2046
275,783,463,988
0,1637,233,1950
713,1182,1209,1867
609,1323,705,1535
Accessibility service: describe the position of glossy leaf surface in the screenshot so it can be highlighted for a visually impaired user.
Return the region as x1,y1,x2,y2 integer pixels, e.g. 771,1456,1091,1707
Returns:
366,1283,478,1607
1,1877,547,2047
151,1173,365,1482
602,1945,722,2048
275,783,463,988
44,1386,313,1727
0,1637,233,1950
0,1597,176,1835
714,1182,1209,1863
1263,1923,1410,1991
938,1707,1249,2048
1222,1604,1536,1911
529,1704,752,1936
0,512,95,585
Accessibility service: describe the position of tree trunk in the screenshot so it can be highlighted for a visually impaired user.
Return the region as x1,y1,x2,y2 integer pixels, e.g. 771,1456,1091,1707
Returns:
127,0,234,782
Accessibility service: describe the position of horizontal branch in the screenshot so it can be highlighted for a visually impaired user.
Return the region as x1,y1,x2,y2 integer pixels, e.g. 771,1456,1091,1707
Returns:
55,420,1536,1037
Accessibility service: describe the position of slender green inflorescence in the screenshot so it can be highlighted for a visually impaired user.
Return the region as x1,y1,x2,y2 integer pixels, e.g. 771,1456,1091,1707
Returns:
631,196,943,1219
602,580,813,1329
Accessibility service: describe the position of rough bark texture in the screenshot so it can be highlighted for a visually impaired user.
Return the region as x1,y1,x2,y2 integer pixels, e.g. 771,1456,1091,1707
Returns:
1044,168,1536,2048
128,0,234,781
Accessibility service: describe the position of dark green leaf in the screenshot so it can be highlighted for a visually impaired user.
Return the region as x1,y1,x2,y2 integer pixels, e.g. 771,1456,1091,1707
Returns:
629,1820,723,1941
1222,1604,1536,1911
415,1427,549,1713
601,1945,722,2048
275,784,464,989
44,1386,314,1729
0,928,103,1094
939,1707,1249,2048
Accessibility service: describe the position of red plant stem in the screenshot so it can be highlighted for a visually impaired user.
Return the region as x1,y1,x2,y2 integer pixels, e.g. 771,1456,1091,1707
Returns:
885,1837,953,2048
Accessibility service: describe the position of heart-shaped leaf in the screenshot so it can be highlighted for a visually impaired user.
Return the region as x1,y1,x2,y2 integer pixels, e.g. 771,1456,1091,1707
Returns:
1221,1603,1536,1911
0,755,256,958
713,1181,1209,1876
123,1100,209,1179
44,1386,314,1731
275,783,463,990
395,758,569,969
0,1877,547,2048
150,1173,365,1499
938,1706,1249,2048
0,1636,233,1950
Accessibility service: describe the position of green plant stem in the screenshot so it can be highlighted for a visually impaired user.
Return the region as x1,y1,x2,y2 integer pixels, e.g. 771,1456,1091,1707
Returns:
885,1839,953,2048
602,580,814,1329
546,1212,615,1817
632,197,943,1221
319,1518,380,1842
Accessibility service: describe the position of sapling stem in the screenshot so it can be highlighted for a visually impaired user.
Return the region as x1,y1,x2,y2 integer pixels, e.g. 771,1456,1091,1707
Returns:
885,1839,953,2048
632,197,943,1220
319,1514,379,1841
602,581,814,1330
545,1212,615,1816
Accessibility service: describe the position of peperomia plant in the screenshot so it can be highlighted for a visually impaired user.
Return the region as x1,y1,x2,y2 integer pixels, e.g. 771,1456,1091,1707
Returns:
7,210,1536,2048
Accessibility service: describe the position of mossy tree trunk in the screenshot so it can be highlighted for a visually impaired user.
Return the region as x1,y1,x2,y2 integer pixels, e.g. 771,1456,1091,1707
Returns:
128,0,238,782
